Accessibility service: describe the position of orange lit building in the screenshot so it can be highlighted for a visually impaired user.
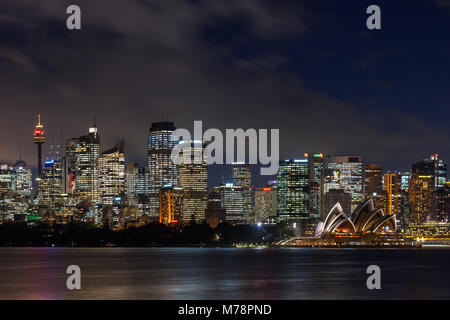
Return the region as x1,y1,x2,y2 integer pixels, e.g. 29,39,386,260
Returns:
159,186,183,224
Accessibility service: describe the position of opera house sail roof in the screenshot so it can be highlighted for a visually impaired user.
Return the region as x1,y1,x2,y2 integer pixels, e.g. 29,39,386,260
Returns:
315,198,397,238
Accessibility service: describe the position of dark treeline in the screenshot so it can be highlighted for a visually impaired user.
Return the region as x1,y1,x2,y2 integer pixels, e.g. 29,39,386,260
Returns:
0,221,294,247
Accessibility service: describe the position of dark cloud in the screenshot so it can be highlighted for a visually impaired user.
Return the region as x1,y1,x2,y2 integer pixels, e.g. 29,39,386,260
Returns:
0,0,448,186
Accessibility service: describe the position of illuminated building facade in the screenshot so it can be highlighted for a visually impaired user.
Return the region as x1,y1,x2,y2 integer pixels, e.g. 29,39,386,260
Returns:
409,155,448,225
126,162,139,204
383,171,402,215
433,182,450,223
326,155,363,212
323,168,341,195
0,164,14,191
277,159,309,221
305,153,324,219
159,185,183,224
409,168,433,225
406,223,450,239
214,183,245,222
178,140,208,222
364,164,383,197
147,122,178,217
382,170,406,228
98,141,125,205
232,163,253,222
65,124,100,202
429,154,447,189
136,166,149,196
39,157,64,206
401,172,411,191
12,161,32,196
254,186,277,222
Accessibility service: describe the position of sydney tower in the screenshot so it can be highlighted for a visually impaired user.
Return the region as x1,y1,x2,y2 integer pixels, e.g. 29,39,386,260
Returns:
33,114,46,177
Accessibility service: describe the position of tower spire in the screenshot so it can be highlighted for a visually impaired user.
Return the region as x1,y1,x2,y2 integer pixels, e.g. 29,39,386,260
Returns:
33,114,46,177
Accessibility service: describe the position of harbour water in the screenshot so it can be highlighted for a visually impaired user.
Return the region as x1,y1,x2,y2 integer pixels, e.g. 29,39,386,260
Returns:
0,247,448,299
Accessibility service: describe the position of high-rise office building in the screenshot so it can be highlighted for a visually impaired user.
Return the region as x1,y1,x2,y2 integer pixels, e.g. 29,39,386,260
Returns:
323,189,352,215
400,171,410,191
12,160,32,196
429,154,447,189
326,155,363,212
323,168,341,194
277,159,309,221
159,185,183,224
254,186,277,222
66,124,100,202
232,163,253,222
0,164,14,192
125,162,139,204
98,140,125,205
136,166,149,196
213,183,244,222
39,146,64,206
178,140,208,223
409,161,434,225
381,170,408,228
364,164,383,197
433,185,449,223
383,170,402,216
409,155,448,225
147,122,178,217
305,153,324,219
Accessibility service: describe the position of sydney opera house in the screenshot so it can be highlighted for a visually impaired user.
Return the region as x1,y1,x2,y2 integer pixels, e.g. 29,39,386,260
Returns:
314,198,397,238
281,198,405,247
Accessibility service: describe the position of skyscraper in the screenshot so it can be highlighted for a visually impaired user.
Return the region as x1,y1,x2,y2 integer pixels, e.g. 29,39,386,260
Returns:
98,140,125,205
178,140,208,223
159,185,183,224
254,186,277,222
213,183,245,222
125,162,140,204
409,160,434,224
409,155,448,224
383,171,402,216
323,189,352,215
232,163,253,222
305,153,324,219
326,155,363,212
39,145,64,207
12,160,32,196
147,122,178,217
364,164,383,197
0,164,14,192
65,124,100,202
33,114,46,177
277,159,309,221
429,153,447,189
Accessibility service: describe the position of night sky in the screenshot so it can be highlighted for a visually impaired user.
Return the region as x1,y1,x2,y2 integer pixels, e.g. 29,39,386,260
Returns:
0,0,449,187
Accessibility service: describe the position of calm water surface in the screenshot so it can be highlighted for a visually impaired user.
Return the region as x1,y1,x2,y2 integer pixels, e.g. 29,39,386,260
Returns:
0,247,448,299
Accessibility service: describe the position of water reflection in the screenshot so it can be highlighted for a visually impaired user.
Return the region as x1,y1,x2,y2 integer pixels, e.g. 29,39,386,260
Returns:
0,247,448,299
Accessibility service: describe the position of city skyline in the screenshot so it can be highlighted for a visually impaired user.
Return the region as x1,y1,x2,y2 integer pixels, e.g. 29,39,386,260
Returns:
0,114,447,189
0,1,449,181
